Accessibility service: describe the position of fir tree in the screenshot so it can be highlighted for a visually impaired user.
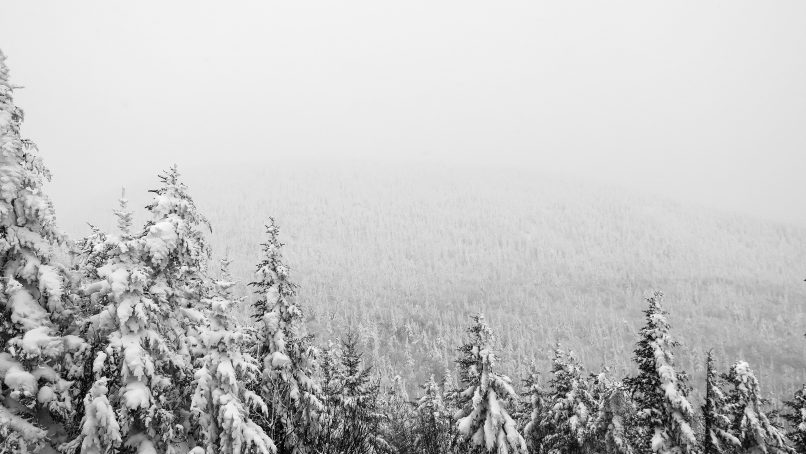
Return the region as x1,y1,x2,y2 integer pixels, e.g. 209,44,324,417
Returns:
701,351,737,454
588,370,635,454
413,374,454,453
454,314,526,454
316,332,387,454
722,360,789,454
379,375,415,454
521,363,547,452
536,346,596,454
189,260,275,454
71,168,211,453
250,219,323,453
623,291,697,454
113,188,133,237
0,49,86,452
783,384,806,453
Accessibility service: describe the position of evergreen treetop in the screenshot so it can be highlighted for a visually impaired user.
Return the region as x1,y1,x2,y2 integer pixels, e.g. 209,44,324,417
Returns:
624,291,697,454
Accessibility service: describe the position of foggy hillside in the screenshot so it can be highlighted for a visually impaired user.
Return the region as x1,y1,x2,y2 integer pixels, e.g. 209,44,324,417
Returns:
70,159,806,400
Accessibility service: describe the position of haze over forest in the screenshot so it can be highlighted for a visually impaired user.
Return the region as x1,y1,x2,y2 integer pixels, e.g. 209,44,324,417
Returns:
1,1,806,229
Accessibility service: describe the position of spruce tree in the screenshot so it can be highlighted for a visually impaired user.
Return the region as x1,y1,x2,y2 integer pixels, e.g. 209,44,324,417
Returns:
783,384,806,453
316,332,387,454
250,219,323,453
189,260,275,454
0,49,86,452
413,375,453,453
454,314,526,454
521,363,547,452
623,291,697,454
536,345,596,453
72,168,211,453
379,375,415,454
588,370,635,454
722,360,789,453
701,351,737,454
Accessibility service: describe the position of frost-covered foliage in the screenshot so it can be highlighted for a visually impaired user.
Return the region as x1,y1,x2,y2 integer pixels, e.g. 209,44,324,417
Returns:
316,333,387,454
521,363,547,452
722,360,789,454
702,351,737,454
587,371,635,454
534,346,596,453
250,219,323,453
413,374,454,453
624,291,697,454
378,375,415,454
143,165,211,300
454,314,526,454
783,384,806,453
69,167,211,454
113,188,133,237
0,49,86,452
189,260,275,454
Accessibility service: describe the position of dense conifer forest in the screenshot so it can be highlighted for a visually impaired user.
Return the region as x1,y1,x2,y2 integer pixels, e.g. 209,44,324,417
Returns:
2,49,806,454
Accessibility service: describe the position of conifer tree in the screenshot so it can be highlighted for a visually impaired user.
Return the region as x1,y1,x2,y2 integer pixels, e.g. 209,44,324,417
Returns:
379,375,415,454
454,314,526,454
588,370,635,454
0,49,86,452
701,351,737,454
114,188,133,236
783,384,806,453
250,219,323,453
722,360,789,453
316,332,387,454
72,168,211,453
413,375,454,453
189,260,275,454
536,346,596,453
521,363,547,452
623,291,697,454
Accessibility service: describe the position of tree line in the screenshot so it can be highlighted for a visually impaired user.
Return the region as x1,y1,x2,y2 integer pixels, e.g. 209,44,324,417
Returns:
2,50,806,454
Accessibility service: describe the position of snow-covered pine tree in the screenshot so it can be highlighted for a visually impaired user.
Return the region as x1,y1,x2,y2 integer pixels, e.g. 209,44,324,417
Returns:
62,196,134,454
413,374,454,453
379,375,415,454
623,291,698,454
535,345,596,453
189,259,275,454
454,314,526,454
315,332,387,454
588,370,635,454
71,168,211,454
783,384,806,453
722,360,789,454
520,362,547,452
702,351,737,454
0,49,86,452
142,165,211,308
113,188,133,237
250,218,323,453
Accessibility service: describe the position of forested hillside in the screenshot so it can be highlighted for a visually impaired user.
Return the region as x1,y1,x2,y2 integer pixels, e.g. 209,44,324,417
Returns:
181,159,806,402
4,49,806,453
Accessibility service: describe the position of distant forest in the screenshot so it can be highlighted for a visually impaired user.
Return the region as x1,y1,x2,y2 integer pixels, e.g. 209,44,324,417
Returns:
3,49,806,454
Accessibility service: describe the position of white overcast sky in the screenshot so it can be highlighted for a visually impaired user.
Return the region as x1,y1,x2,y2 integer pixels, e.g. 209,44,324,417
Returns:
1,1,805,228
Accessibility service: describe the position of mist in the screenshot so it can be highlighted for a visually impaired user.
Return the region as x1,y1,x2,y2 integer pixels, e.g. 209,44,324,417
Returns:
1,0,805,233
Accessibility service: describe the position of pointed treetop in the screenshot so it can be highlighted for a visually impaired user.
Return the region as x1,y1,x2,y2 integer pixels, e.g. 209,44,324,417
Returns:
466,313,493,348
0,49,7,77
146,164,210,231
113,187,133,235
